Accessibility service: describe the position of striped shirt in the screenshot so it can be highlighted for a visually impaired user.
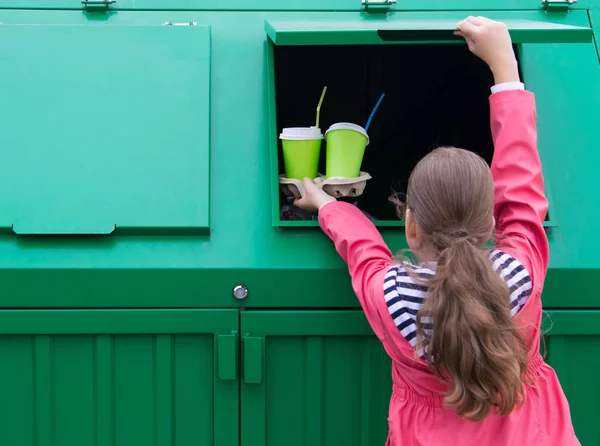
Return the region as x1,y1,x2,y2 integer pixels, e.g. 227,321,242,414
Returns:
383,250,533,357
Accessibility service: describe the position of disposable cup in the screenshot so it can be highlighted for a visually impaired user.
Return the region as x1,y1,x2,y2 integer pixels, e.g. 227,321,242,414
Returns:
325,123,369,178
279,127,323,180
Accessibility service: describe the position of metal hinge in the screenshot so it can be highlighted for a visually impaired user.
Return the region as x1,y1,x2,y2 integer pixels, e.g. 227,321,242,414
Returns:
163,22,198,26
542,0,576,12
362,0,396,10
81,0,115,11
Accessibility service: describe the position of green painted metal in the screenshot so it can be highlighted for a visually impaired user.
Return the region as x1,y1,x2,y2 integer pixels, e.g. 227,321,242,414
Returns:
545,311,600,446
108,0,600,10
542,310,600,335
591,9,600,62
265,18,593,46
243,335,264,384
218,332,238,380
0,24,211,235
0,0,600,446
0,0,595,11
0,10,593,308
0,4,596,444
0,309,236,334
241,311,391,446
0,309,239,446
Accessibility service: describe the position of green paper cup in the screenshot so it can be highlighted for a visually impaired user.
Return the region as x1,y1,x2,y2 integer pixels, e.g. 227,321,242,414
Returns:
280,127,323,180
325,123,369,178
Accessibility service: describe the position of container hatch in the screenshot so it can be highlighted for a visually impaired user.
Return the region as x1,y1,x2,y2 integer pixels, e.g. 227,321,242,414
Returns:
265,18,593,45
0,25,211,235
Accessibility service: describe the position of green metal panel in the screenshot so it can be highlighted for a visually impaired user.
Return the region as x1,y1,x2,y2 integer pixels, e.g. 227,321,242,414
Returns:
591,9,600,63
0,310,239,446
0,10,593,309
0,24,211,235
519,13,600,307
266,18,593,46
243,336,264,384
218,332,238,380
0,0,594,11
241,311,392,446
544,311,600,446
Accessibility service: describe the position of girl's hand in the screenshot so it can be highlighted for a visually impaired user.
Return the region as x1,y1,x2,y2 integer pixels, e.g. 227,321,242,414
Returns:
293,178,336,213
455,16,520,84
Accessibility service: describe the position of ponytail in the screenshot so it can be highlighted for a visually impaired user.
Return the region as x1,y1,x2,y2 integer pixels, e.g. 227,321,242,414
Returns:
398,146,530,421
416,237,529,421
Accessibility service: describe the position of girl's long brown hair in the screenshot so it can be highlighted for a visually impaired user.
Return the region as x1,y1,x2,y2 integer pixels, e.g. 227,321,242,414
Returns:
391,147,528,422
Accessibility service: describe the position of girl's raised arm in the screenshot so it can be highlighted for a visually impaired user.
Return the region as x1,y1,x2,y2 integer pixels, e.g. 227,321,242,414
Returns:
490,90,549,291
456,16,549,290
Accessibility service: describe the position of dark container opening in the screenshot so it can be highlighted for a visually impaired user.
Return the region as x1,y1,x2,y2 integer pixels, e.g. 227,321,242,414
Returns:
274,44,519,222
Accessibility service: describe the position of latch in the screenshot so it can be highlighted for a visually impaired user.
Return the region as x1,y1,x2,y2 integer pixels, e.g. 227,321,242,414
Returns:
542,0,576,12
362,0,396,11
81,0,115,11
163,22,198,26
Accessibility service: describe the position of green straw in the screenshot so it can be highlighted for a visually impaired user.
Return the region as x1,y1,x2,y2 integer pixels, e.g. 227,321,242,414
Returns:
315,86,328,129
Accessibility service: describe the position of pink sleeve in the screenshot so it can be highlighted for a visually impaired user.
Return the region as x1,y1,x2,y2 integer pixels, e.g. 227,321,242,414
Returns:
318,202,393,341
490,90,549,296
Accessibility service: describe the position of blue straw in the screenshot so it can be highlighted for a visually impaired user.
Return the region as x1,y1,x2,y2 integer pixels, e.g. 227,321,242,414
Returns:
365,93,385,132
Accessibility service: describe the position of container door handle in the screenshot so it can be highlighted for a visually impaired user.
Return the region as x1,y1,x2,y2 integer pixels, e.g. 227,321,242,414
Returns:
217,331,237,380
243,335,263,384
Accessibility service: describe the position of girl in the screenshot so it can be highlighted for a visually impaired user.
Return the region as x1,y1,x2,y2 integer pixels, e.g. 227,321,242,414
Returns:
294,16,579,446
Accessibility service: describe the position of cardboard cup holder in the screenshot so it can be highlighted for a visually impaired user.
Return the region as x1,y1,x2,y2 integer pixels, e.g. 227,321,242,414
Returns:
278,175,311,199
278,172,372,199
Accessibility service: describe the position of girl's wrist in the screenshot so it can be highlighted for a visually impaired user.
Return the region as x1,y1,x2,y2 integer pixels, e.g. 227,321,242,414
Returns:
491,58,520,85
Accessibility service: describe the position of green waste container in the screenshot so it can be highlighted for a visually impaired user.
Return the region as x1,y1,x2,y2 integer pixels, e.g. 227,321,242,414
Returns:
0,3,598,446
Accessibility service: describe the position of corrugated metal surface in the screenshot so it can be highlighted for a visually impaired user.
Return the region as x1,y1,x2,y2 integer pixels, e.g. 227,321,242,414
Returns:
241,311,392,446
266,336,390,446
545,311,600,446
0,310,239,446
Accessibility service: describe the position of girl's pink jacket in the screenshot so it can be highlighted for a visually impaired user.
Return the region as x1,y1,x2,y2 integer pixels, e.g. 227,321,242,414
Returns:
318,90,579,445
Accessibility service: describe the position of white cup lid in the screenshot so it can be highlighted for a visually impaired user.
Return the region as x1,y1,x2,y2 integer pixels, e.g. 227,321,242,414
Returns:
280,126,323,140
325,122,370,145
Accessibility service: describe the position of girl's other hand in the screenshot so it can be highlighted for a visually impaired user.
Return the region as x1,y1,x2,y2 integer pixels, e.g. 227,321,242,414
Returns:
454,16,520,84
293,178,336,213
